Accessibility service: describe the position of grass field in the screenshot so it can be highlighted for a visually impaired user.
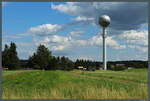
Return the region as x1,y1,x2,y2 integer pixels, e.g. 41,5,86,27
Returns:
2,68,148,99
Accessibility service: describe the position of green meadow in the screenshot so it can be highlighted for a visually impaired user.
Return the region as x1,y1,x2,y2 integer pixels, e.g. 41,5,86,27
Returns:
2,69,148,99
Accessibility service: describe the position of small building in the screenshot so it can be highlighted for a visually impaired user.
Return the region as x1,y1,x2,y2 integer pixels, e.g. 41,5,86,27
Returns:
77,66,84,70
128,67,133,69
116,64,125,66
2,68,8,70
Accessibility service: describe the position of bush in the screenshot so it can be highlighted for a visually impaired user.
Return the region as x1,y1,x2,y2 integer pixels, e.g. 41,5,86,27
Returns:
33,65,40,69
114,66,126,71
87,67,96,71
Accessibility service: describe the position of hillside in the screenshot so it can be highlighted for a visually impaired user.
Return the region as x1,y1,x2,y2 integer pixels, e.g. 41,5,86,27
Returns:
2,69,148,99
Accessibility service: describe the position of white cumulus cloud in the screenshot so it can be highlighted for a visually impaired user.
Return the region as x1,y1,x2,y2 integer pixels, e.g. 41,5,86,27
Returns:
73,16,94,22
88,35,126,49
119,30,148,46
69,31,84,38
28,24,64,36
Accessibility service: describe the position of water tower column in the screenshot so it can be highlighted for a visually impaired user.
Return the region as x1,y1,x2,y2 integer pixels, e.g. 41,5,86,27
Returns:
103,27,107,70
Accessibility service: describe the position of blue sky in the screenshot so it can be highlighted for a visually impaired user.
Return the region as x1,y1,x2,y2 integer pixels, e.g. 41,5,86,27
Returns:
2,2,148,61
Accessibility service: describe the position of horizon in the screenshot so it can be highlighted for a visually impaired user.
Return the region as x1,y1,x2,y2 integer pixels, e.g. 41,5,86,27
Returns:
2,2,148,61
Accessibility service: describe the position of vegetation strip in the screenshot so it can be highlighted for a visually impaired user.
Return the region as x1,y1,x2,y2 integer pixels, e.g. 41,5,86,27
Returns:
2,70,148,99
66,71,147,86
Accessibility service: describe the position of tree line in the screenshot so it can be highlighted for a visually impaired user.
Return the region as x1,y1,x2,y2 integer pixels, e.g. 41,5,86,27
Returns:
2,42,148,70
2,42,74,70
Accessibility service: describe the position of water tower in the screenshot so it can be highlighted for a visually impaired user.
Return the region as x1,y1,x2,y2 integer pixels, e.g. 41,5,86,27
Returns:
99,15,111,70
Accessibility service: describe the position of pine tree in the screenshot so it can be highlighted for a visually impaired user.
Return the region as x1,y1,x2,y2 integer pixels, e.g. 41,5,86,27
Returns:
2,42,20,70
27,44,52,70
2,44,9,68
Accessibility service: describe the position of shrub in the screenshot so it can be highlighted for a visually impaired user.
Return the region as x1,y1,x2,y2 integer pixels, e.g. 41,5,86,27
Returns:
114,66,126,71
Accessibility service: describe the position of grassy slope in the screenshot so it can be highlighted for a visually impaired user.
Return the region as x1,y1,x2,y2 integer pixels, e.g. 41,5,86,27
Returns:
71,69,148,83
2,69,148,99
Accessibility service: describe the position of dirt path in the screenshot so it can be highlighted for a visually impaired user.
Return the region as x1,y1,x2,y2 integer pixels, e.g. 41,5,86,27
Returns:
66,72,147,86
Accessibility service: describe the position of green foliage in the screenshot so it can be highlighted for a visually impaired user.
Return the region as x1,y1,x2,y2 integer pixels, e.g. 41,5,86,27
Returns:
27,44,52,70
2,44,9,68
36,45,52,69
47,56,58,70
108,61,148,69
2,69,148,99
2,42,20,70
114,66,126,71
27,45,74,71
60,56,74,71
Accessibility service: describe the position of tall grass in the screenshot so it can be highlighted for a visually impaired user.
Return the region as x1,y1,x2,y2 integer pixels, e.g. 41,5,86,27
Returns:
2,84,147,99
2,69,148,99
71,69,148,83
